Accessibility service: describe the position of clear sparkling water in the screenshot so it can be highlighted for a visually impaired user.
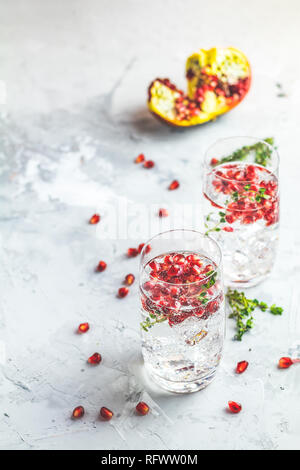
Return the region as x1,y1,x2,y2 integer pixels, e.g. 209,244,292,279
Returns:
141,307,225,387
204,205,279,286
140,252,225,391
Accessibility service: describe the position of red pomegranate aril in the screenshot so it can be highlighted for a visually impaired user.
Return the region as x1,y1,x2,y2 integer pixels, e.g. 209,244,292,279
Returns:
143,160,155,169
223,226,234,232
159,208,169,217
89,213,100,225
191,264,202,275
135,153,145,164
228,401,242,414
225,213,236,224
170,286,179,297
278,357,294,369
127,248,139,257
136,401,150,415
96,260,107,272
169,180,180,190
78,322,90,333
236,360,249,374
168,265,181,276
149,260,160,272
210,158,219,166
137,243,144,253
173,254,186,265
100,407,113,421
125,273,135,285
164,255,174,265
118,287,129,298
88,352,102,365
145,244,151,254
144,280,156,291
72,405,85,419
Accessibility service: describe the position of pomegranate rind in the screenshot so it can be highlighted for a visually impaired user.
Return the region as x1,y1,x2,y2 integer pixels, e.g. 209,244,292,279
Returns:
148,79,211,127
186,47,251,115
147,47,251,128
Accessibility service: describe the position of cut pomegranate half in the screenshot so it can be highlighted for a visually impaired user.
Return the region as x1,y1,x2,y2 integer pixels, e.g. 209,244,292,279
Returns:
148,47,251,127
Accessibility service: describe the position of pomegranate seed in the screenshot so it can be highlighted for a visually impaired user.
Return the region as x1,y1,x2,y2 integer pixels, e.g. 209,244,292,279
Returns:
72,405,85,419
88,352,102,365
127,248,139,257
136,401,150,416
125,273,135,285
137,243,144,253
191,264,202,275
168,265,181,276
89,214,100,225
210,158,219,166
96,260,107,272
173,254,186,265
236,360,249,374
223,226,234,232
78,322,89,333
169,180,180,191
143,160,155,169
164,255,173,265
159,208,168,217
278,357,294,369
100,407,113,421
135,153,145,163
140,243,151,254
149,260,160,271
228,401,242,414
118,287,129,298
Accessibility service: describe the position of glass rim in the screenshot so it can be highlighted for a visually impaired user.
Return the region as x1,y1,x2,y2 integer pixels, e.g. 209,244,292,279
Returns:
204,136,280,173
140,229,222,287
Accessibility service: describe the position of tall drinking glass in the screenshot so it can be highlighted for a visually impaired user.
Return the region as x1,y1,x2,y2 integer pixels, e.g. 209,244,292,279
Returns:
203,137,279,287
140,229,225,393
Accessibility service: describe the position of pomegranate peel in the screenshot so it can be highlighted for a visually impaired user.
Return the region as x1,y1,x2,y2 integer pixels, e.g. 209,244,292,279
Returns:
148,47,251,128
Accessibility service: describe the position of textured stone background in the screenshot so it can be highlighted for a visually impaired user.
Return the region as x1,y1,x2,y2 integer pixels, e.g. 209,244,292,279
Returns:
0,0,299,450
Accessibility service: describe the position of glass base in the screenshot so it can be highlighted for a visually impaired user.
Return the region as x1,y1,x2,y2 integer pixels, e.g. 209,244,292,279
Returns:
145,364,217,394
225,272,270,289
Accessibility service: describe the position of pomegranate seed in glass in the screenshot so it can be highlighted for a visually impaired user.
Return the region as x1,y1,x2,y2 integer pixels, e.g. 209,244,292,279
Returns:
139,229,225,393
203,137,279,287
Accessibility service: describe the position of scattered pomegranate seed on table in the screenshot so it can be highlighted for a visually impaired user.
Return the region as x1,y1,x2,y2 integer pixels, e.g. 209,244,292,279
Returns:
138,243,151,254
143,160,155,169
118,287,129,298
228,401,242,414
169,180,180,190
137,243,144,253
278,357,300,369
127,247,139,257
88,352,102,365
124,273,135,285
159,208,168,217
223,226,234,232
210,158,219,166
89,214,100,225
72,406,85,419
236,360,249,374
135,153,145,164
78,322,90,333
136,402,150,416
100,407,113,421
96,260,107,272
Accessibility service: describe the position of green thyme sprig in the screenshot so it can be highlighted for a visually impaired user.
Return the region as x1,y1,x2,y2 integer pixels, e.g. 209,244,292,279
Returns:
204,212,226,236
211,137,275,168
227,288,283,341
140,312,168,332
